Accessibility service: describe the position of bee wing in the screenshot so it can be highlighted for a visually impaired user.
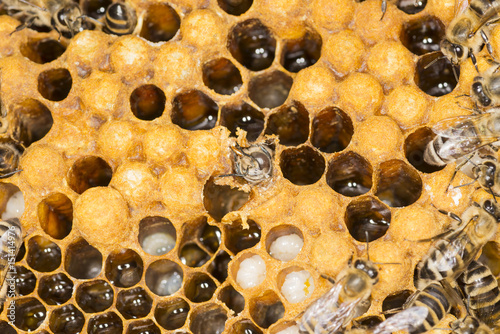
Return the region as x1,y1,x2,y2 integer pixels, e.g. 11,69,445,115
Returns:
432,114,495,138
372,306,429,334
454,0,469,16
317,297,365,334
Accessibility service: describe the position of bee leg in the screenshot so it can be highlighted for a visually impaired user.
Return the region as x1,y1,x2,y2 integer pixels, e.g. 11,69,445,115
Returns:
10,16,36,36
380,0,387,20
470,52,479,73
480,30,495,58
452,177,480,190
320,274,336,285
0,170,21,179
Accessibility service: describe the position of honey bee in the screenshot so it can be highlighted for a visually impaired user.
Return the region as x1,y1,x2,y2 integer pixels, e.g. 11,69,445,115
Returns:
471,66,500,108
103,2,137,36
450,316,495,334
0,218,23,303
222,143,274,184
0,140,23,179
415,199,500,290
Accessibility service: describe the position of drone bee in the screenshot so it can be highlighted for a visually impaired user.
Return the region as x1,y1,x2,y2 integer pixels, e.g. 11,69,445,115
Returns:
222,143,274,184
103,2,137,36
0,218,23,303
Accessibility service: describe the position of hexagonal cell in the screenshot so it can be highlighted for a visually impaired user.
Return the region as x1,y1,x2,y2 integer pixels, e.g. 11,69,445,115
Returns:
382,290,413,316
139,3,180,42
401,16,444,56
326,152,373,197
219,285,245,315
208,250,232,283
37,192,73,240
185,272,217,303
155,297,190,330
130,84,166,121
478,241,500,276
353,316,384,329
9,98,54,148
218,0,253,15
311,107,354,153
67,156,113,194
375,160,422,207
397,0,427,14
266,225,304,262
13,297,46,331
117,287,153,319
0,321,16,334
221,103,265,141
265,101,309,146
203,58,243,95
127,319,161,334
82,0,113,19
278,267,314,303
171,90,219,131
281,29,322,73
65,238,103,279
248,71,293,109
199,222,221,254
13,265,36,296
76,280,114,313
224,219,261,255
415,52,458,97
228,19,276,71
105,248,144,288
231,319,263,334
233,253,266,289
190,304,228,334
37,68,72,101
16,242,25,262
38,273,74,305
27,235,61,272
203,177,250,221
249,291,285,328
405,127,445,173
345,196,391,242
88,312,123,334
145,259,183,296
179,243,211,268
280,146,325,186
138,216,176,256
20,38,66,64
49,304,85,334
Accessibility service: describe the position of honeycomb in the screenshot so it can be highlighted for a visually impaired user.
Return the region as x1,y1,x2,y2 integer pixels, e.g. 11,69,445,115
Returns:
0,0,499,333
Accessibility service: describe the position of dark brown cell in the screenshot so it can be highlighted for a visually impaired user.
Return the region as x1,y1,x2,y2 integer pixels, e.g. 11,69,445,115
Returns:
185,273,217,303
179,243,211,267
145,259,183,296
218,0,253,15
397,0,427,14
326,152,373,197
345,196,391,242
281,29,322,73
15,242,25,262
154,298,190,330
405,127,444,173
401,16,445,55
37,192,73,240
353,316,384,329
249,291,285,328
37,68,72,101
127,319,161,334
208,251,232,283
49,304,85,334
130,84,166,121
65,238,103,279
76,280,114,313
190,304,228,334
82,0,113,18
248,71,293,109
139,3,180,42
105,248,144,288
203,58,243,95
311,107,353,153
382,290,413,317
38,273,73,305
138,216,177,256
20,38,66,64
88,312,123,334
231,319,263,334
13,266,36,296
280,146,325,185
203,177,250,221
117,287,153,319
67,156,113,194
199,222,221,254
9,98,54,148
218,285,245,315
27,235,61,272
415,52,459,97
171,90,219,131
0,321,16,334
224,219,261,255
13,297,46,331
375,160,422,207
220,103,265,141
228,19,276,71
265,101,309,146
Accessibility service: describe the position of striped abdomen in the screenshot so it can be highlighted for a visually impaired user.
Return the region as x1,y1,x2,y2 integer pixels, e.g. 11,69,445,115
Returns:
104,3,136,36
468,0,500,20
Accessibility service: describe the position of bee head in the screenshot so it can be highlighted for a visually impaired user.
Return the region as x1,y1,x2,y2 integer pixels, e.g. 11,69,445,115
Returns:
472,77,492,107
53,3,83,35
482,199,500,223
475,161,497,188
440,39,467,65
353,259,379,284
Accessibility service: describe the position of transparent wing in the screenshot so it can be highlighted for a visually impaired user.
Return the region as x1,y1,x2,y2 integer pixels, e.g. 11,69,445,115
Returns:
454,0,469,16
299,280,343,332
317,297,365,334
372,306,429,334
432,114,498,139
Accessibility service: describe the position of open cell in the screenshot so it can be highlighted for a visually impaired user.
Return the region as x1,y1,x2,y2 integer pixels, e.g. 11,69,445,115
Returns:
105,248,144,288
9,98,54,148
375,160,422,207
68,156,112,194
82,0,113,19
249,71,293,109
401,16,444,56
265,101,309,146
179,243,211,267
203,58,243,95
382,290,413,317
397,0,427,14
49,304,85,334
138,216,176,256
0,183,24,220
38,273,73,305
208,250,232,283
155,297,190,330
266,225,304,262
171,90,219,131
234,253,266,289
326,152,373,197
405,127,445,173
231,320,263,334
218,0,253,15
278,267,314,304
145,259,183,296
37,192,73,240
199,222,221,254
225,219,261,255
65,238,103,279
249,291,285,328
76,280,114,313
311,107,353,153
415,52,458,97
27,235,61,272
13,297,46,331
117,287,153,319
0,322,16,334
219,285,245,315
280,146,325,185
38,68,72,101
353,316,384,328
20,38,66,64
203,177,250,221
130,84,166,121
190,304,227,334
281,29,322,73
127,320,161,334
14,266,36,296
221,103,265,141
88,312,123,334
185,272,217,303
345,196,391,242
139,3,180,42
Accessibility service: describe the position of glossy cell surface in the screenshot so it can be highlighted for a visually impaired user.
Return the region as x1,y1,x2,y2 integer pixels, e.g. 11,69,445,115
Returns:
105,248,144,288
38,273,74,305
155,298,190,330
76,280,114,313
27,235,62,272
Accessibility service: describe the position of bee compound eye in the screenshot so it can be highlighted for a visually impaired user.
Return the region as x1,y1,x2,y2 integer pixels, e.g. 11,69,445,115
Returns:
454,45,464,58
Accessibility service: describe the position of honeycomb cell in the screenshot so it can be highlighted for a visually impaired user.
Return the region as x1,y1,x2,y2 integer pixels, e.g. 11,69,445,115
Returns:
220,103,265,141
145,259,183,296
38,273,74,305
225,219,261,254
0,321,16,334
88,312,123,334
37,192,73,240
65,238,103,279
199,222,221,254
13,266,36,296
208,250,232,282
281,29,322,73
49,304,85,334
375,160,422,207
228,19,276,71
20,38,66,64
265,101,309,146
249,291,285,328
68,156,113,194
130,85,166,121
76,280,114,313
82,0,113,18
405,127,445,173
353,316,384,328
218,0,253,15
311,107,353,154
13,297,46,331
231,319,263,334
219,285,245,315
248,71,293,109
37,68,72,101
190,304,227,334
105,248,144,288
326,152,373,197
397,0,427,14
202,58,243,95
117,287,153,319
324,30,365,77
171,90,219,131
127,320,161,334
179,243,211,267
154,298,190,330
235,254,266,289
279,268,314,303
27,235,61,272
203,178,250,221
185,273,217,303
280,146,325,186
401,16,444,56
138,216,176,256
415,53,459,97
266,225,304,262
9,98,53,148
345,197,391,242
16,242,26,262
382,290,413,316
139,3,181,43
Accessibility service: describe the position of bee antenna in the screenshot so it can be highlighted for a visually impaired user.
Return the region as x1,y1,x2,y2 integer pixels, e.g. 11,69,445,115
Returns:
423,54,446,70
452,65,460,83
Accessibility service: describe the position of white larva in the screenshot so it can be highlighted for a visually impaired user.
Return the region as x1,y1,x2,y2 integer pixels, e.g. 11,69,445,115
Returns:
280,270,314,303
236,254,266,289
276,325,301,334
2,191,24,220
269,233,303,261
141,232,176,256
154,270,182,296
